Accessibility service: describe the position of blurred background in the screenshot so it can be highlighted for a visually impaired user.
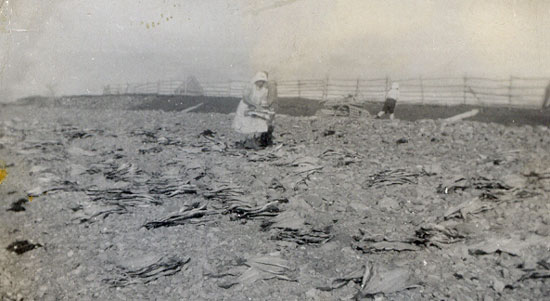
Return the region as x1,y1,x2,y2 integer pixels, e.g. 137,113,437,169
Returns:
1,0,549,102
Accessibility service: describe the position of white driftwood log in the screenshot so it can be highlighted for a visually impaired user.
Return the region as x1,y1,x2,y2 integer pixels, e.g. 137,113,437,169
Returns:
181,102,204,113
443,109,479,123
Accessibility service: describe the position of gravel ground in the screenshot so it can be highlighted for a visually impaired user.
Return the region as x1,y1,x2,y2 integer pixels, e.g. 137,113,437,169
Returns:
0,102,549,300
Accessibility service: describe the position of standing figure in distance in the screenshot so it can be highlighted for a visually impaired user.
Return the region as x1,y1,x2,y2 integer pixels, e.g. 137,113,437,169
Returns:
542,80,550,110
376,82,399,120
232,71,276,149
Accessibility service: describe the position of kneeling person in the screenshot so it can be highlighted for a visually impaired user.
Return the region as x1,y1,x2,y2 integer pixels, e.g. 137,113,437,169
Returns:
232,71,276,149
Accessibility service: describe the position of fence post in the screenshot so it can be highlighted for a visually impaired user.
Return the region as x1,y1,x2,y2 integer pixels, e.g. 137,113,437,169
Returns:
508,76,513,106
419,76,424,104
323,76,329,101
355,78,360,97
463,76,467,104
157,81,161,94
228,80,232,97
298,80,301,98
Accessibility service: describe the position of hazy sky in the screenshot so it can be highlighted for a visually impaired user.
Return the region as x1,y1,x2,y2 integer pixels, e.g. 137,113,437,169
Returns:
0,0,549,101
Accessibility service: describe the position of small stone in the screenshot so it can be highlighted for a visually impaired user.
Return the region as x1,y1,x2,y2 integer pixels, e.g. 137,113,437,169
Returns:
349,200,369,212
378,197,399,210
374,294,386,301
72,266,83,275
303,194,324,208
483,295,494,301
492,278,505,293
501,174,526,188
500,268,509,279
396,138,408,144
521,258,538,270
305,288,320,299
85,274,95,282
535,224,550,236
454,222,478,235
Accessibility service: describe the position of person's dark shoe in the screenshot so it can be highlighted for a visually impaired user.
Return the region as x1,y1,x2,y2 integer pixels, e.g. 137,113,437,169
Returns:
258,132,273,147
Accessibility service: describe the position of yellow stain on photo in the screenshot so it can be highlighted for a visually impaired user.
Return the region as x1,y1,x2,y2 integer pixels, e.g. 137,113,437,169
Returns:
0,160,7,184
0,168,7,184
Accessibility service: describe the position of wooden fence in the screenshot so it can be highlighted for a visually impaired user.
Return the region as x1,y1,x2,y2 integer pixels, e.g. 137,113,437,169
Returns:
103,76,550,108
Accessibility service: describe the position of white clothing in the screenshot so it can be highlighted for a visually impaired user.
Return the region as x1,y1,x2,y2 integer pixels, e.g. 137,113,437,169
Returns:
386,87,399,100
232,72,273,134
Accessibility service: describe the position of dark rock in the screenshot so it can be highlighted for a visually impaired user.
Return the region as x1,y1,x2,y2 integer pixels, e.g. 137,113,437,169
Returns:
6,240,42,255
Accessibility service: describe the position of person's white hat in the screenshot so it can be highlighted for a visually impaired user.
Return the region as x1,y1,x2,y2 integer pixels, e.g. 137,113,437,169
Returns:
391,82,399,89
251,71,268,83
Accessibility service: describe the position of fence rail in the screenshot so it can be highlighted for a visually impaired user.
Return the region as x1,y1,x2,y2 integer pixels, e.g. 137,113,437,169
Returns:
103,76,550,108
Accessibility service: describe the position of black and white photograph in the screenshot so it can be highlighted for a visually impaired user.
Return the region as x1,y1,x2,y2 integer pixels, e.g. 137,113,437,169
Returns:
1,0,549,300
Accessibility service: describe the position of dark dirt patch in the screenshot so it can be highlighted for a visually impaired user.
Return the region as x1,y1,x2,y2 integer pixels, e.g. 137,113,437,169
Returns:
363,102,550,126
130,95,241,114
128,94,550,126
6,240,42,255
130,95,324,116
11,95,549,126
7,198,28,212
276,97,325,116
